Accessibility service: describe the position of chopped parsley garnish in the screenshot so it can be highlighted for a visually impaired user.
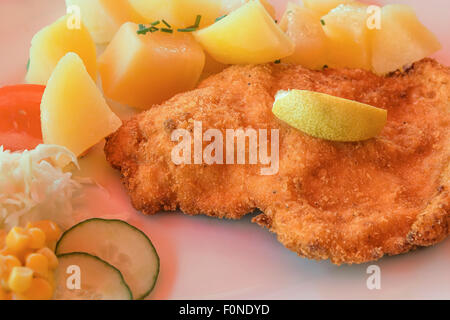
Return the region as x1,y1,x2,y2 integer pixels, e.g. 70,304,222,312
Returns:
137,22,160,35
323,64,329,69
215,14,227,22
177,27,198,32
274,59,281,64
320,19,325,26
178,15,202,32
193,15,202,28
137,15,202,34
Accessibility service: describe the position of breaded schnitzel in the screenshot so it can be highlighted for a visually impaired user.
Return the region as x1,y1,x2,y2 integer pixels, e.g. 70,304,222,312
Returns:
105,58,449,264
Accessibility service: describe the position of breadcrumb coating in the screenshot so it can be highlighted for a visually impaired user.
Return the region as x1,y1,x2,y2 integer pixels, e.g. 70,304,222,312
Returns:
105,59,449,264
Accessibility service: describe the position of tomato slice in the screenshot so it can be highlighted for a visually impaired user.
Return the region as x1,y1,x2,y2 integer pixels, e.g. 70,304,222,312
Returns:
0,84,45,151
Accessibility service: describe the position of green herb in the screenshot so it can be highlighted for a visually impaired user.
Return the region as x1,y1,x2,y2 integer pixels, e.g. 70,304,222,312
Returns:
137,20,161,34
320,19,325,26
274,59,281,64
193,15,202,28
177,27,198,32
323,64,329,69
137,24,149,35
137,26,159,34
137,15,203,35
137,23,160,35
26,58,30,72
215,14,227,22
178,15,202,32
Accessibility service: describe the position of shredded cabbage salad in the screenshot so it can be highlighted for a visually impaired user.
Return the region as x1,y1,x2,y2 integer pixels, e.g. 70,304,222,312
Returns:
0,144,81,230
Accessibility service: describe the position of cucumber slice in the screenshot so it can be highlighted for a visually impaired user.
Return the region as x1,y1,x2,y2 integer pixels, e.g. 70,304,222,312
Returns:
54,252,132,300
56,218,159,299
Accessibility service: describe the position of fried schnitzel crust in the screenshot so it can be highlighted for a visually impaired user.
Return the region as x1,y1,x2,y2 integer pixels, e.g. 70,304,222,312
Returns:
105,59,449,264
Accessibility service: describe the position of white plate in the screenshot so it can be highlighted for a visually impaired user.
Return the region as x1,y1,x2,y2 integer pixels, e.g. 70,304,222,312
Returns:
0,0,449,300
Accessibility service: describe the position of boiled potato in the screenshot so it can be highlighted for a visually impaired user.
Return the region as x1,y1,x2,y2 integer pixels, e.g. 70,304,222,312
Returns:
26,15,96,85
129,0,275,29
321,3,371,70
41,53,121,157
174,0,223,28
280,2,328,69
221,0,276,18
303,0,355,16
129,0,222,28
128,0,179,26
98,22,205,109
194,0,294,64
371,4,441,75
65,0,147,44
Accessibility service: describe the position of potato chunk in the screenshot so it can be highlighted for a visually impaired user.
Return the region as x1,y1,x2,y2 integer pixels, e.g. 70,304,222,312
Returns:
41,53,121,157
128,0,175,26
129,0,222,28
129,0,275,29
321,3,371,70
26,15,96,85
98,22,205,109
221,0,276,18
303,0,355,16
194,0,294,64
280,2,328,70
65,0,146,44
173,0,224,28
371,4,441,75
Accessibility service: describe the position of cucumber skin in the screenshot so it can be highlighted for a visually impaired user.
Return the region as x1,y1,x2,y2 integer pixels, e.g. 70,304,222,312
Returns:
56,252,133,300
55,218,160,300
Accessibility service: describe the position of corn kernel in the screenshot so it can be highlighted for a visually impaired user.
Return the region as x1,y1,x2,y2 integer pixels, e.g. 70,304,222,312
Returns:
25,253,49,278
8,267,33,293
29,221,61,243
0,279,8,291
28,228,46,249
19,249,35,265
47,271,55,289
6,227,30,253
37,247,58,270
4,255,21,270
0,230,6,249
0,247,15,256
15,278,53,300
0,255,6,275
0,255,22,286
0,287,12,300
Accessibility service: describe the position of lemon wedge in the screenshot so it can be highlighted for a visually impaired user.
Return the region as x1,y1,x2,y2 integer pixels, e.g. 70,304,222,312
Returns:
273,90,387,142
